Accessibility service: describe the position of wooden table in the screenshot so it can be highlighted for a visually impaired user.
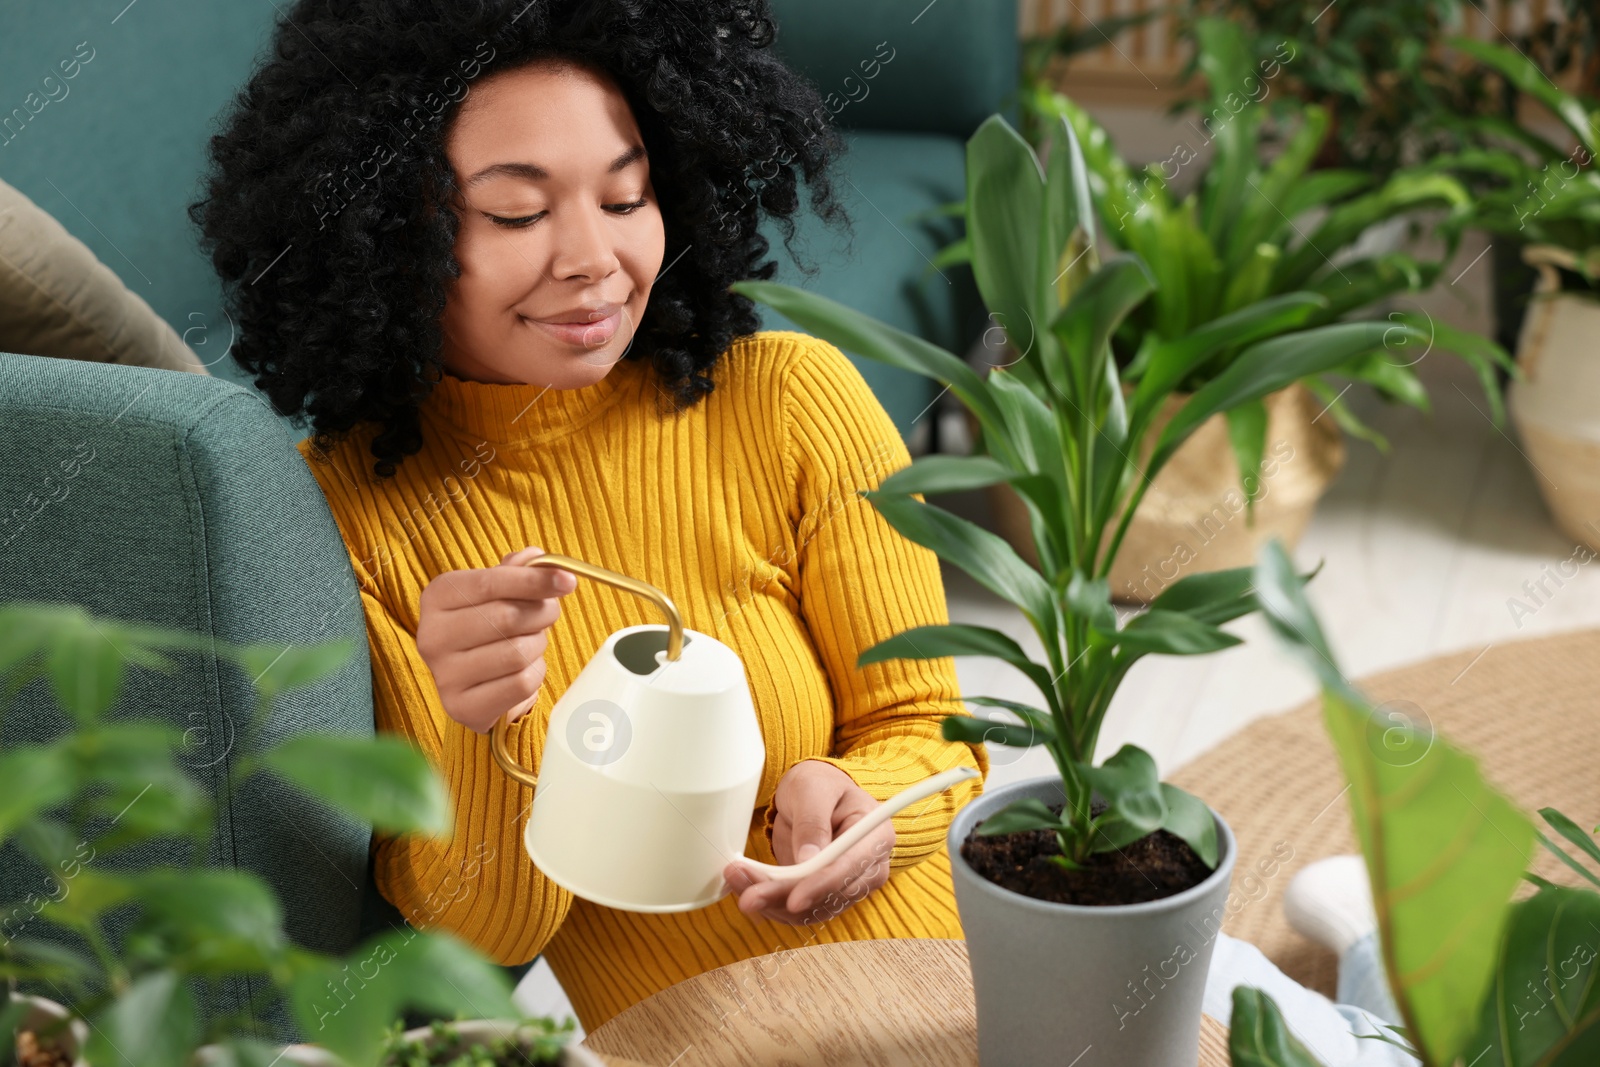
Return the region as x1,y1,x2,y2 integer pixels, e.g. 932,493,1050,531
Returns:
582,939,1230,1066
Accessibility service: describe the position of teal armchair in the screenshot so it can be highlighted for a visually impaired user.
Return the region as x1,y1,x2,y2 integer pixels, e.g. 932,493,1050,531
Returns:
760,0,1019,447
0,352,373,1038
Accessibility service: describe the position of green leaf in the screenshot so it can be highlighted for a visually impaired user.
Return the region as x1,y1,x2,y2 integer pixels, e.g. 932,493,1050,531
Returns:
1160,783,1220,869
862,493,1056,631
941,711,1053,750
1225,105,1329,264
1540,808,1600,871
1149,321,1418,480
1252,540,1343,692
0,938,95,984
1276,172,1471,291
1126,293,1327,436
266,733,449,835
1335,350,1431,413
0,745,74,844
37,869,138,932
1051,253,1155,405
201,1038,303,1067
1535,830,1600,890
1040,111,1098,305
130,870,286,974
234,638,356,697
875,454,1019,497
1228,987,1329,1066
1081,744,1166,848
289,930,518,1067
88,969,200,1067
966,115,1048,366
962,696,1059,745
1452,37,1597,155
1225,399,1268,513
1468,886,1600,1065
1194,17,1264,250
1067,571,1117,636
1304,376,1392,453
1145,565,1260,627
45,610,125,723
861,625,1060,718
1277,169,1374,221
976,797,1063,837
1389,311,1516,427
1114,609,1242,656
1320,657,1532,1065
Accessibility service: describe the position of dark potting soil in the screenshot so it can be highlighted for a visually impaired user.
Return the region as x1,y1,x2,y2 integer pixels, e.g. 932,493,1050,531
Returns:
960,801,1211,906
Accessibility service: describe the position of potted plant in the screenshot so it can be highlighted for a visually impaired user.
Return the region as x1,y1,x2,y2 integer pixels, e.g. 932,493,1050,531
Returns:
1230,538,1600,1064
0,602,591,1067
733,110,1421,1064
1173,0,1484,179
1429,39,1600,552
948,17,1513,600
365,1018,606,1067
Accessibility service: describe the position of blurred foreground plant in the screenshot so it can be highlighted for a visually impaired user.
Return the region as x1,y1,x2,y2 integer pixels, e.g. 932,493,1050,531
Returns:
0,602,537,1067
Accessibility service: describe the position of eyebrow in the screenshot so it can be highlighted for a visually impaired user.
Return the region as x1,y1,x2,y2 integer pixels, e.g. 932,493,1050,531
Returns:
465,144,647,186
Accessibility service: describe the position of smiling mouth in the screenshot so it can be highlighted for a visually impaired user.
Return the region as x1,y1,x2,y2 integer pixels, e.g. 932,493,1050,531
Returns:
524,305,624,348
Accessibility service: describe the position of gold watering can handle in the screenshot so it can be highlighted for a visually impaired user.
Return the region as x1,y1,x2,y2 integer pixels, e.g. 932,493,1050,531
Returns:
490,553,684,790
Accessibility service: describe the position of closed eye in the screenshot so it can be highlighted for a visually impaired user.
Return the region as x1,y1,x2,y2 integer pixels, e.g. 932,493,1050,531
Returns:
485,197,649,229
485,212,544,229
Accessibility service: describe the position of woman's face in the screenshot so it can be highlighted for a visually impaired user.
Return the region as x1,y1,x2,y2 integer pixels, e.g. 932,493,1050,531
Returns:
439,58,665,386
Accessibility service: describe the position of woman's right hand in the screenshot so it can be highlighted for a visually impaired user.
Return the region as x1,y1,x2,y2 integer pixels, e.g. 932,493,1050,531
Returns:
416,546,579,734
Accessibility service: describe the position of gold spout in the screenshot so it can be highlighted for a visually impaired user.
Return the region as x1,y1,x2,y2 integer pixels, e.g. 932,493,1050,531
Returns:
490,552,684,791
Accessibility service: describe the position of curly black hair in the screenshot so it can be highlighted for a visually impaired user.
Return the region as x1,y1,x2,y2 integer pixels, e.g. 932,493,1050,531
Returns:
189,0,851,478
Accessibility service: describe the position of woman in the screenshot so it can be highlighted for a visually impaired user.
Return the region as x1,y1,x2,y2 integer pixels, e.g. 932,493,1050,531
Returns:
189,0,987,1031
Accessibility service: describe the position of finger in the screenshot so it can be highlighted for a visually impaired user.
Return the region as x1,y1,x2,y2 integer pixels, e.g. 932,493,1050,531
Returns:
448,629,549,684
452,659,548,732
441,595,564,652
780,775,850,865
786,820,894,914
430,555,577,611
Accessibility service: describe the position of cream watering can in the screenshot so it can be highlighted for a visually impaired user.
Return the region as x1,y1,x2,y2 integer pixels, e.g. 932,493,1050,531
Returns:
489,553,981,913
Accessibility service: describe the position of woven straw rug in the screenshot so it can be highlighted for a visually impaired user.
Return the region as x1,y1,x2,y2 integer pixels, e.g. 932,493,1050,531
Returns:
1168,627,1600,996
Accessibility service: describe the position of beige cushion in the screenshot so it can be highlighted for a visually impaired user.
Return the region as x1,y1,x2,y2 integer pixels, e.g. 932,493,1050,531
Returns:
0,177,207,374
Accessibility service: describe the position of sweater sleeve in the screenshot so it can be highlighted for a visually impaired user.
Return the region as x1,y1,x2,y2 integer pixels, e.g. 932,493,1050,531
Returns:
764,335,989,870
358,580,574,965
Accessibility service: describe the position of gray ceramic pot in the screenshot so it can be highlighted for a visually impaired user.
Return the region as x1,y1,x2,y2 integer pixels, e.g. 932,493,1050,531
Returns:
950,775,1237,1066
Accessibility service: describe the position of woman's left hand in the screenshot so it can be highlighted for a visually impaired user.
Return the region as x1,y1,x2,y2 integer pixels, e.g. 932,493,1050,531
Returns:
722,760,895,926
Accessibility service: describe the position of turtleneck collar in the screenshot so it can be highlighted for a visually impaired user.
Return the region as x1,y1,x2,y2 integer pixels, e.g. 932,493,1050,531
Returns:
422,354,646,446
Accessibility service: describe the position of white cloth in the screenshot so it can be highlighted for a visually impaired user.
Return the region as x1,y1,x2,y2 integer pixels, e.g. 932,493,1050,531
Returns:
1202,932,1419,1066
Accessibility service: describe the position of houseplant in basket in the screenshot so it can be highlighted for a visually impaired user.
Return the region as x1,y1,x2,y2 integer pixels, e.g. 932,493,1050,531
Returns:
956,18,1513,600
0,602,595,1067
732,110,1422,1065
1229,539,1600,1065
1427,38,1600,551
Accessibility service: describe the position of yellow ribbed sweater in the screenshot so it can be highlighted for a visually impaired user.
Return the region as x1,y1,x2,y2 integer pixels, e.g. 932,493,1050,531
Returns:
295,329,988,1030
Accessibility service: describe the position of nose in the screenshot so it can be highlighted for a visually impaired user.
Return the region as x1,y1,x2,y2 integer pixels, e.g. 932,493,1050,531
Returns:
549,201,621,282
